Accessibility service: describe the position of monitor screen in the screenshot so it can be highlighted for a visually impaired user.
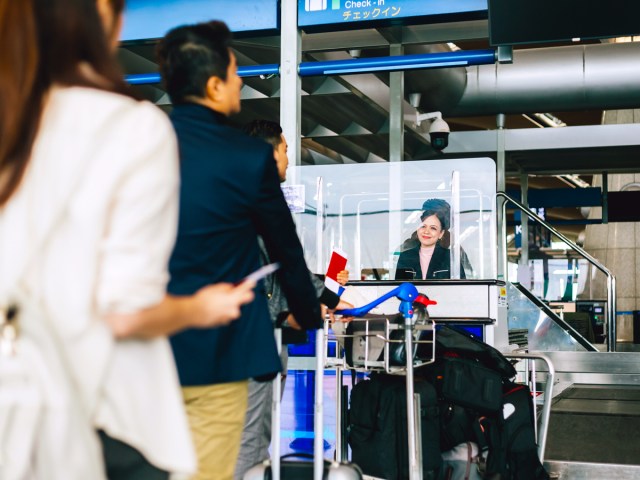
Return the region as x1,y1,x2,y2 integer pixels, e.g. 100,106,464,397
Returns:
488,0,640,46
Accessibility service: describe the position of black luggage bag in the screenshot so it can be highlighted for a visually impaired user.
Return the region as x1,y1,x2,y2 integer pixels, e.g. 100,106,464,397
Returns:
349,374,442,480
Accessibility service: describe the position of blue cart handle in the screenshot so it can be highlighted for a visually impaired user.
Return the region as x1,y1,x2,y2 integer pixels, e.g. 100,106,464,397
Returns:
334,282,419,319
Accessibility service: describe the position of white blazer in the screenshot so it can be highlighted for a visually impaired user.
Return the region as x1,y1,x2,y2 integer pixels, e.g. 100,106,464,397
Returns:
0,86,196,478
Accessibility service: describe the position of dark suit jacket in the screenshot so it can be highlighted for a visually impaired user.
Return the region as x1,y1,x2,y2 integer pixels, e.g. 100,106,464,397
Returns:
395,243,467,280
167,104,322,386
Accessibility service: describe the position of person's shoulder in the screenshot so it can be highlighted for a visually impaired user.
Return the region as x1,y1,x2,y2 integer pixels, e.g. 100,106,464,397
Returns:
228,128,272,153
223,128,274,166
52,86,171,134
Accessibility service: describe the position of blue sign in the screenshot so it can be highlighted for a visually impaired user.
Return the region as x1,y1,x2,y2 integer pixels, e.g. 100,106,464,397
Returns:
121,0,279,42
298,0,486,28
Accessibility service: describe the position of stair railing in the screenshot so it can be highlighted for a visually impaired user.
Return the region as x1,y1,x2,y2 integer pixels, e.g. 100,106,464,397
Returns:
497,191,617,351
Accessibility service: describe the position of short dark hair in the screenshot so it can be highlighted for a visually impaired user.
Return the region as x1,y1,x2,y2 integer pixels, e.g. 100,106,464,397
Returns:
243,120,283,149
156,21,232,104
420,198,451,230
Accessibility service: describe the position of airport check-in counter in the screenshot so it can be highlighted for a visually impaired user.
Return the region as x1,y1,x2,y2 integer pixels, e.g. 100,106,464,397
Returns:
336,279,509,347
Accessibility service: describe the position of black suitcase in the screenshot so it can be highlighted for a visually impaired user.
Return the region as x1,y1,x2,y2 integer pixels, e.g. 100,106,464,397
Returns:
244,328,363,480
348,373,442,480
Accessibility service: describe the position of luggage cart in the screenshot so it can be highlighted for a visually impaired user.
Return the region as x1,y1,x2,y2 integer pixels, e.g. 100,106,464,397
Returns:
327,283,438,480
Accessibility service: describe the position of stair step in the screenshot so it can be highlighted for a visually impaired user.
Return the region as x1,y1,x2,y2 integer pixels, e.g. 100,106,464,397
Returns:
545,460,640,480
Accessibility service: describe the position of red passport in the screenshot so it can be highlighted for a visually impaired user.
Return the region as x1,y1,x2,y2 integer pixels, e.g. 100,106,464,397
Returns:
325,248,347,293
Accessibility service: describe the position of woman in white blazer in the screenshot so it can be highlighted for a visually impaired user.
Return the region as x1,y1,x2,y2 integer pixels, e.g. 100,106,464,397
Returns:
0,0,256,478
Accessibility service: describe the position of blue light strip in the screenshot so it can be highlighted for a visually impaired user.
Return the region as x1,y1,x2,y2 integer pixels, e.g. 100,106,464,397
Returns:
125,64,280,85
127,73,161,85
125,50,496,85
238,63,280,77
298,49,496,77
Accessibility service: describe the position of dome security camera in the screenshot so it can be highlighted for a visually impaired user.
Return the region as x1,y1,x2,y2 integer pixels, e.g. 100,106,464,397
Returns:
416,111,450,151
428,116,450,151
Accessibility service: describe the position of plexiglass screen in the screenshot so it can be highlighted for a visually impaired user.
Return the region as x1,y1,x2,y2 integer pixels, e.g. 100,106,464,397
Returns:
287,158,497,281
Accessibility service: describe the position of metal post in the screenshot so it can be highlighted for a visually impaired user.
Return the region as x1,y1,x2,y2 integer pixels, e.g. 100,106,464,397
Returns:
272,328,282,480
608,275,617,351
496,114,507,281
389,43,404,278
518,172,530,288
389,43,404,164
280,0,301,186
601,173,616,351
451,171,461,279
404,315,421,480
314,329,324,480
335,368,344,462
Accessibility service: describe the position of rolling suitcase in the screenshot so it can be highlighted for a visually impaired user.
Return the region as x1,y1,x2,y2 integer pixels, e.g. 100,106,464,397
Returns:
244,328,363,480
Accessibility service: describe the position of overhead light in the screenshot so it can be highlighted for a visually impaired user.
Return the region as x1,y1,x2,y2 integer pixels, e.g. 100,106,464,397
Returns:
533,112,566,128
522,114,544,128
555,174,590,188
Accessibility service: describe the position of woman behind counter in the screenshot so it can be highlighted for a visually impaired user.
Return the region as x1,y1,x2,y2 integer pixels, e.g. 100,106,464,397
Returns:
395,198,467,280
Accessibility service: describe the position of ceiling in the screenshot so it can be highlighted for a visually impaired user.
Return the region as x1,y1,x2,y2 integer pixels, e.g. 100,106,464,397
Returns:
118,20,640,243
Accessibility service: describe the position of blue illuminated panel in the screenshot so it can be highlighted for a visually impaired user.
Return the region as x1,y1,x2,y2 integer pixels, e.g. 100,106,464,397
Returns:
121,0,278,42
298,0,486,28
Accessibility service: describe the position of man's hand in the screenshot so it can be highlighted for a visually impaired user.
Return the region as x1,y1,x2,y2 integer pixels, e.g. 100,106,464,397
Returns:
329,299,354,323
192,281,256,327
284,313,302,330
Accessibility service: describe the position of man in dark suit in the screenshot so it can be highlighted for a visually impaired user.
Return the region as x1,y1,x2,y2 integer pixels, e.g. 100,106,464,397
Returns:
157,21,322,480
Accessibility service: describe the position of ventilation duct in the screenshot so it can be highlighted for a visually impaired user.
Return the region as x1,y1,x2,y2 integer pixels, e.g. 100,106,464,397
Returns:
418,42,640,117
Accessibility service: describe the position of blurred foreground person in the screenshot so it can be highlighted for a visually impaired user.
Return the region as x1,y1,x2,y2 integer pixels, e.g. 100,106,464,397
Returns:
0,1,254,478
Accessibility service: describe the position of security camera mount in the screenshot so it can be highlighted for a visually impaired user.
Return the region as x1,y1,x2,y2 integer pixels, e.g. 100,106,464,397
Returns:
415,111,446,129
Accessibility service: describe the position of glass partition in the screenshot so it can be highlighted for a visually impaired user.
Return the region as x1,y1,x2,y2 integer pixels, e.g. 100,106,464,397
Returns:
506,282,589,352
287,158,497,280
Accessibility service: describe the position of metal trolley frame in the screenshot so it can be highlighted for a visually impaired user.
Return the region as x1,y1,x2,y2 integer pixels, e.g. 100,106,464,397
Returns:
327,283,437,480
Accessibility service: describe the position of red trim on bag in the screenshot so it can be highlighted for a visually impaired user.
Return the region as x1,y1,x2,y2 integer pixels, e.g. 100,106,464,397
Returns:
504,384,526,396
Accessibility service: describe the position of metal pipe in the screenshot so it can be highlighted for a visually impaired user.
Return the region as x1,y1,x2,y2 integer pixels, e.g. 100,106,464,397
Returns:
505,353,556,463
497,191,617,351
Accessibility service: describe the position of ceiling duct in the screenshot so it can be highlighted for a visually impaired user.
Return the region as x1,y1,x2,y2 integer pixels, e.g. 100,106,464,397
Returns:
442,42,640,117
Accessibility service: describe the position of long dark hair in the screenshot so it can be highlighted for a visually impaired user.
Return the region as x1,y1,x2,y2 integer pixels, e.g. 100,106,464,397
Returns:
0,0,129,207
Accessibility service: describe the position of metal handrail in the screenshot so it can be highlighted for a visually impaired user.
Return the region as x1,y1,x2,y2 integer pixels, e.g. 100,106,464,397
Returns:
504,353,556,463
497,191,617,351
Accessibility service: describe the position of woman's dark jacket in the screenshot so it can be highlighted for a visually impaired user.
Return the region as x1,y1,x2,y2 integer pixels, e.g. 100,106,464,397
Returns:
395,243,467,280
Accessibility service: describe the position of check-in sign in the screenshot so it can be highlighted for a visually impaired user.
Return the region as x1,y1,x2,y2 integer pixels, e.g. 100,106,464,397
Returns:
299,0,486,28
